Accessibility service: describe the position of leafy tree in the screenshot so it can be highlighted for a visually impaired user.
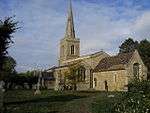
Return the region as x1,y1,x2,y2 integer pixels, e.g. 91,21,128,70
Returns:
138,39,150,79
5,71,38,89
0,17,18,80
119,38,138,53
2,56,17,89
3,56,16,73
15,71,38,89
119,38,150,79
65,63,81,90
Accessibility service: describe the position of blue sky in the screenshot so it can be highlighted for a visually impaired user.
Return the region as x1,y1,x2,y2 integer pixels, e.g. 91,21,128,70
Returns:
0,0,150,72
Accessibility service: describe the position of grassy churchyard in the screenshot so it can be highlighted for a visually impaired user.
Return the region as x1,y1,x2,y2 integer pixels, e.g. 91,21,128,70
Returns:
3,90,123,113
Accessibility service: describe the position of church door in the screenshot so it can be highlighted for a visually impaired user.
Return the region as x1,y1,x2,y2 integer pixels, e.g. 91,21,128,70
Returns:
104,81,108,92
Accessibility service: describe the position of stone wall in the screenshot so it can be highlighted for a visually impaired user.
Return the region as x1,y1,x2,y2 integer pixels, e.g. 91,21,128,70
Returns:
59,38,80,66
93,70,128,91
76,69,91,90
126,50,147,81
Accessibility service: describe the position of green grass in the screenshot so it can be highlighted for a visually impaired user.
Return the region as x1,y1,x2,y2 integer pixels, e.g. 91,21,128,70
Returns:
3,90,126,113
91,92,125,113
3,90,102,113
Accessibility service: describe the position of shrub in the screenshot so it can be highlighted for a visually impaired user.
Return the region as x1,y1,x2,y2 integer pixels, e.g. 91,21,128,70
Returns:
112,92,150,113
128,79,150,94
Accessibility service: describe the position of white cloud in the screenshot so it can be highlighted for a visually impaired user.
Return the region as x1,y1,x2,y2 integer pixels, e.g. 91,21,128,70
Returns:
131,11,150,40
1,0,149,72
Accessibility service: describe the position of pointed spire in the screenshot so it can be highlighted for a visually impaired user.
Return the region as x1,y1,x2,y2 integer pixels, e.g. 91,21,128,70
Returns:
65,0,75,39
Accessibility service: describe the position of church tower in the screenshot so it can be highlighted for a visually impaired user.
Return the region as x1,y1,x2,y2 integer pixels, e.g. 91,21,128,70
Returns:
59,0,80,66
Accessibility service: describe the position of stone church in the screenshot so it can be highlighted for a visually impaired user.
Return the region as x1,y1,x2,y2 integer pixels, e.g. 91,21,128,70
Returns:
46,0,147,91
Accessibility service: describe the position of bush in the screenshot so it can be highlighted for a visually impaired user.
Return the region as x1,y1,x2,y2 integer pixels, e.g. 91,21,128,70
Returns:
128,79,150,94
112,80,150,113
112,92,150,113
92,80,150,113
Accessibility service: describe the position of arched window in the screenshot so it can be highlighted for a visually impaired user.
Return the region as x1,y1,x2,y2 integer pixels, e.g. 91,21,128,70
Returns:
71,45,74,55
81,67,86,81
90,69,93,88
133,63,140,79
76,66,86,82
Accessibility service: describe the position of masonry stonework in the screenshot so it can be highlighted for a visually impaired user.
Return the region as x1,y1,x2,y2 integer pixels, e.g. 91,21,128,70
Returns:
47,0,147,91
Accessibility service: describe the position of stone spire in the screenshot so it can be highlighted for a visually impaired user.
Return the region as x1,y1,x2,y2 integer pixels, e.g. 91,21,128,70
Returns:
65,0,75,39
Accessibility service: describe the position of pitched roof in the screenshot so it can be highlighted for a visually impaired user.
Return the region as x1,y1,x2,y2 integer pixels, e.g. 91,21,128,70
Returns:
46,65,69,71
94,52,134,72
62,51,108,64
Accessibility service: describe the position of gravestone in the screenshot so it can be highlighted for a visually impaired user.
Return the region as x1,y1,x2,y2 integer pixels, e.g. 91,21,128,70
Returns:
34,71,41,95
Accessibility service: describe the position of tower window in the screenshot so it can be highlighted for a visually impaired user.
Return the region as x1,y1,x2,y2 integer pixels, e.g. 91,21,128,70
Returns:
71,45,75,55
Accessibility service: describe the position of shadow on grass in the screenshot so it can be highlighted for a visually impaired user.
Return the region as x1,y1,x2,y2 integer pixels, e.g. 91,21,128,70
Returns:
5,94,86,105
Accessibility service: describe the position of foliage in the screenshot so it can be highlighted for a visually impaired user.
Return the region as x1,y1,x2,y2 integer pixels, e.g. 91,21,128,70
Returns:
15,72,38,89
3,56,16,77
112,92,150,113
1,56,17,90
119,38,138,54
92,80,150,113
138,39,150,79
112,80,150,113
65,63,81,90
3,71,38,90
128,79,150,94
92,92,150,113
119,38,150,79
0,17,18,79
3,56,16,72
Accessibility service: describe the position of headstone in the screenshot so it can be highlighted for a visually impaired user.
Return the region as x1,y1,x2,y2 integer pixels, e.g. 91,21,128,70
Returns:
24,83,29,89
32,84,36,90
34,71,41,95
34,89,41,95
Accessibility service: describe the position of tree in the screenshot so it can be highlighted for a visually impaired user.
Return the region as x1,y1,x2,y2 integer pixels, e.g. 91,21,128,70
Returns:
119,38,138,53
138,39,150,79
65,63,81,90
3,56,16,73
119,38,150,79
0,17,18,80
2,56,17,89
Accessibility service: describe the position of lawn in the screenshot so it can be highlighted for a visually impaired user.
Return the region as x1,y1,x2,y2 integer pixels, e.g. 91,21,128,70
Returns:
3,90,126,113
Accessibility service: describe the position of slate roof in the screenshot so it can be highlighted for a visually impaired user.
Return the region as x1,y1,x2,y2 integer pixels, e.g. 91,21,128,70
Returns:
94,52,134,72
